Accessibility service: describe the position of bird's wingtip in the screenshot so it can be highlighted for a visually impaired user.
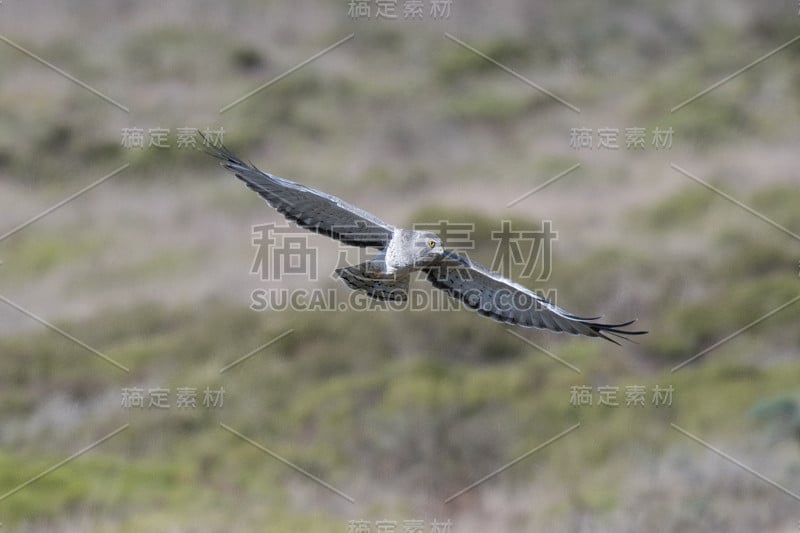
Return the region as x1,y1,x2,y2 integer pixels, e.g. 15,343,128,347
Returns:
587,318,648,344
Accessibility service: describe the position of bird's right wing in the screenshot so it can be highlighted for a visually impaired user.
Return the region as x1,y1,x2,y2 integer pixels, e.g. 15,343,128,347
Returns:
207,144,396,249
424,250,647,344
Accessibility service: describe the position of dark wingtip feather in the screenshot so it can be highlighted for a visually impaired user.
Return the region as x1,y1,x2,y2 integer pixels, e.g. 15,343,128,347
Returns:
200,139,271,197
586,318,648,344
198,134,248,168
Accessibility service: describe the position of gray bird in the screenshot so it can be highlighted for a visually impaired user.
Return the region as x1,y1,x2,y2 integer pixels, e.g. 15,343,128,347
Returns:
208,144,646,344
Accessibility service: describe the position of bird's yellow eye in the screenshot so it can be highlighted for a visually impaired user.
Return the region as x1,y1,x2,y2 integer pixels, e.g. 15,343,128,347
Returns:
428,240,436,248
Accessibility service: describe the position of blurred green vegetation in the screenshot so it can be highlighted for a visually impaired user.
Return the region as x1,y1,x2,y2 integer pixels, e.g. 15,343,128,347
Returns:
1,282,799,528
445,86,536,124
1,230,109,280
632,185,714,231
436,37,533,82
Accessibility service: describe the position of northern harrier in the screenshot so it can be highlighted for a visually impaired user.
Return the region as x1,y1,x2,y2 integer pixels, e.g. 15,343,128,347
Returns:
208,144,646,344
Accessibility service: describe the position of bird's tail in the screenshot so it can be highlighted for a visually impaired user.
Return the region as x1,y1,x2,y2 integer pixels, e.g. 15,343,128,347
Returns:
335,262,409,302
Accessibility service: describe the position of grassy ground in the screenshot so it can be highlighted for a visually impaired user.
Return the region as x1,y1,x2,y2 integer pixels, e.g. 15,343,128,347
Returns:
1,0,799,531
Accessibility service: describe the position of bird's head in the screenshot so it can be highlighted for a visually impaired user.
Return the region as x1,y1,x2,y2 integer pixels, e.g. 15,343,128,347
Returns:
413,231,445,263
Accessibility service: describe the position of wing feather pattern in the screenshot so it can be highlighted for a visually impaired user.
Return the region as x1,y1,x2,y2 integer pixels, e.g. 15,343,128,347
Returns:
207,144,395,249
424,251,647,344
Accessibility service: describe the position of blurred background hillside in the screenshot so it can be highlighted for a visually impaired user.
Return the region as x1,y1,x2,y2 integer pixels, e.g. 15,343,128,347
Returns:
1,1,799,531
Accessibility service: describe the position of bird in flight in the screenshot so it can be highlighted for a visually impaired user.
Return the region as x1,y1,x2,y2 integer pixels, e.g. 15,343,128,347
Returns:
208,144,646,344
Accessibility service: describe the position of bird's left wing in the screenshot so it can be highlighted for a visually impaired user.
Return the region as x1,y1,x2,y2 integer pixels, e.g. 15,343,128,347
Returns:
207,144,396,249
424,250,647,343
